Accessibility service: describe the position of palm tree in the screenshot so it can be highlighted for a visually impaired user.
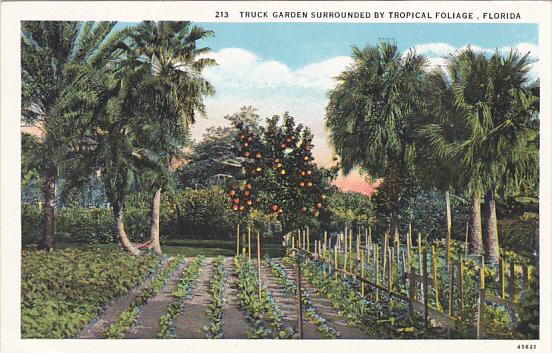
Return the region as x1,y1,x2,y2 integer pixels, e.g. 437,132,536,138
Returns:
422,47,539,262
21,21,125,250
123,21,216,254
325,41,427,242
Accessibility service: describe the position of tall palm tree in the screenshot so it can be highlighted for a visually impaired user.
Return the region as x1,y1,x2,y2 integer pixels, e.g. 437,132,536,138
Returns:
123,21,216,254
325,41,427,242
422,47,539,262
21,21,125,250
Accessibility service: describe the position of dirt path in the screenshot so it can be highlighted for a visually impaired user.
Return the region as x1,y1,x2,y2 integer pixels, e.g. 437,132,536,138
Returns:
220,258,252,339
123,260,187,339
278,259,369,339
260,262,323,339
173,258,214,338
77,259,168,339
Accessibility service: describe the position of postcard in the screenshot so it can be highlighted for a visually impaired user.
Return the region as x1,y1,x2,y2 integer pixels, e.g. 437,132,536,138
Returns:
1,1,550,353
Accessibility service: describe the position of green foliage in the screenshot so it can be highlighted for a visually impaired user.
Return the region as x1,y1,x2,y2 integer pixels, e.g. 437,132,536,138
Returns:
21,248,158,338
105,255,184,338
157,256,203,338
295,256,447,339
265,257,339,338
203,256,227,338
319,191,374,232
234,256,294,338
515,267,539,339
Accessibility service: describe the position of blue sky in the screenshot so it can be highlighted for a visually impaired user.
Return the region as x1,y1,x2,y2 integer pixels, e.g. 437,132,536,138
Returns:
196,23,537,69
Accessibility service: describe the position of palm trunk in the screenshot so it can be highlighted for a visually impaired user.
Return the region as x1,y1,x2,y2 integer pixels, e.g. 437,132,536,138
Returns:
468,191,483,256
148,188,162,255
38,162,56,251
483,190,500,263
112,201,140,256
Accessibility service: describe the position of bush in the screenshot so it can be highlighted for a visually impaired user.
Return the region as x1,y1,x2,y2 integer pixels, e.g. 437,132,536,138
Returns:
21,186,240,245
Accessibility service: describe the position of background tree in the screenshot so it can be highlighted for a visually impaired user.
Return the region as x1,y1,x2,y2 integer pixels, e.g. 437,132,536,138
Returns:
21,21,126,250
229,112,335,237
121,21,216,254
325,41,427,242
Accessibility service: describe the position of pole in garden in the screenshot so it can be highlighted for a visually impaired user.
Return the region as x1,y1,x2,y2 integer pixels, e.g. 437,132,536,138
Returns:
389,247,394,293
477,255,485,339
236,223,240,256
422,245,429,328
296,254,304,339
375,243,379,302
307,226,310,253
499,258,505,300
360,249,365,296
334,245,338,280
431,244,441,311
464,220,469,258
445,190,452,269
257,232,262,301
458,257,464,319
248,224,252,261
383,232,388,282
357,228,361,261
448,259,454,317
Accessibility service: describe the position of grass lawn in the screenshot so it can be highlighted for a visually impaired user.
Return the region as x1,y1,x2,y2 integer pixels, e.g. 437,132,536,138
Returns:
48,239,286,257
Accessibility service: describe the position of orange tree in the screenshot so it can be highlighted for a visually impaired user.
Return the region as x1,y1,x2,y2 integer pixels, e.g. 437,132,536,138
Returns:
227,113,335,235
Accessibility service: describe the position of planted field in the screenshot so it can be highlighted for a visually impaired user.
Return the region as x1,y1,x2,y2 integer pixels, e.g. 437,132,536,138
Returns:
21,248,159,338
22,241,529,340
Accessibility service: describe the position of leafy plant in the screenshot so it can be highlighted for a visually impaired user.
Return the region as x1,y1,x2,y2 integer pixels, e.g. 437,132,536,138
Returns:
157,256,204,338
202,256,227,338
234,256,294,339
104,255,184,338
21,248,159,338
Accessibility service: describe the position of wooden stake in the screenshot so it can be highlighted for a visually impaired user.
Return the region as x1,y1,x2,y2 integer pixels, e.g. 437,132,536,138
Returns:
448,260,454,316
423,246,429,328
431,244,441,311
477,255,485,339
383,232,388,281
236,223,240,256
307,226,310,253
361,249,365,296
375,244,379,301
458,258,464,319
343,249,348,274
248,225,251,261
508,262,516,302
324,231,328,258
499,258,505,299
257,233,262,300
291,235,295,255
446,190,452,268
389,247,394,292
334,247,338,280
417,233,423,278
464,220,469,258
297,229,301,250
357,228,361,261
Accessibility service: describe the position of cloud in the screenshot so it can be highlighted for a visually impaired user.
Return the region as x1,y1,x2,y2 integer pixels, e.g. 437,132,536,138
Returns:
202,48,352,92
412,42,456,56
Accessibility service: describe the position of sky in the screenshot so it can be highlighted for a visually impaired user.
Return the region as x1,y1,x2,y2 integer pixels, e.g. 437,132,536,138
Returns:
117,22,539,194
